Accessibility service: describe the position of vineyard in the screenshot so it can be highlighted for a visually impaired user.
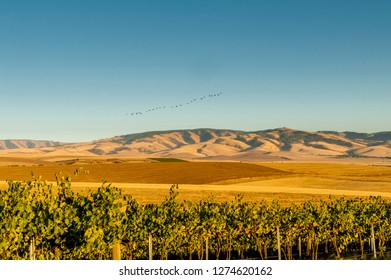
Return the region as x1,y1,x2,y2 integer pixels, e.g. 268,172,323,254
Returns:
1,172,391,260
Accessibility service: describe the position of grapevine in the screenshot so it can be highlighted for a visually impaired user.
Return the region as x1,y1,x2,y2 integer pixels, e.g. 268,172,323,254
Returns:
1,174,391,259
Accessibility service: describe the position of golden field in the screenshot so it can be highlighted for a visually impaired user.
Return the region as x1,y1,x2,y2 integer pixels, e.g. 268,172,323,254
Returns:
1,156,391,205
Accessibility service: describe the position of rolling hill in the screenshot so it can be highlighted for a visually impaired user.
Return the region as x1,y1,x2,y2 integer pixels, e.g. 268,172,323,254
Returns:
1,128,391,161
0,140,62,150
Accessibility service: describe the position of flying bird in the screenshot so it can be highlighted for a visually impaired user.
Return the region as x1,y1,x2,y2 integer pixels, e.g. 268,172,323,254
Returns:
126,92,223,117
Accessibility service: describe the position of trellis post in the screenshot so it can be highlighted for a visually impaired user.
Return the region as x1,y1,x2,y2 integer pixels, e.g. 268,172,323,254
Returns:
277,226,281,260
205,237,209,260
371,224,377,259
298,237,302,260
29,237,36,260
149,235,153,260
112,242,121,260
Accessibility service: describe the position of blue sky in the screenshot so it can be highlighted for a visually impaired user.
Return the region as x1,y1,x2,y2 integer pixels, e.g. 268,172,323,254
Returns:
0,0,390,142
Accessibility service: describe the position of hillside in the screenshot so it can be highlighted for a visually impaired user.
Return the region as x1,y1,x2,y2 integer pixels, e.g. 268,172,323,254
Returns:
0,140,62,150
1,128,391,161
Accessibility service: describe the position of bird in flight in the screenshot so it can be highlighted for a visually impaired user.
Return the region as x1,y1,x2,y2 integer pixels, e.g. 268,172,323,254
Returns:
126,92,223,117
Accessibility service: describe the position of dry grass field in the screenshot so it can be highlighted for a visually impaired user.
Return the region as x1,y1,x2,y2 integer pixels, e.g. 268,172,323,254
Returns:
1,157,391,205
0,161,288,184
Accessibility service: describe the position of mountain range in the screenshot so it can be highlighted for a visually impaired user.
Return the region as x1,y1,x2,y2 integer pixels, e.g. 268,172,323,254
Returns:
1,128,391,161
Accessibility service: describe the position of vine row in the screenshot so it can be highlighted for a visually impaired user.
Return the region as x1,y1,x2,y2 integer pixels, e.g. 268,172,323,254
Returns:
1,173,391,260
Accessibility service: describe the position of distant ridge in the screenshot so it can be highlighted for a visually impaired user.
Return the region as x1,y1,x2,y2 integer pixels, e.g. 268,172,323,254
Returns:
1,128,391,160
0,140,63,150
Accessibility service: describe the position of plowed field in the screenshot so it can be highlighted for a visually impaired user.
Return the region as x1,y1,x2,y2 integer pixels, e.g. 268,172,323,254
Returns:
0,161,289,184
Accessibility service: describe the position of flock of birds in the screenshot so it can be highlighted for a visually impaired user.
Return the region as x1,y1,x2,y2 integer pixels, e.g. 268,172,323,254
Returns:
126,92,223,117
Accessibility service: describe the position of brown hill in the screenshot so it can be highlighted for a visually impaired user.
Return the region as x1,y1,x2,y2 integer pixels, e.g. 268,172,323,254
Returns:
0,140,62,150
1,128,391,161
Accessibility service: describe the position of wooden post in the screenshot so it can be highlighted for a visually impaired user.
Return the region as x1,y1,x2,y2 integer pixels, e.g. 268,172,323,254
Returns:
306,238,311,257
112,242,121,260
149,235,153,260
54,246,60,260
205,237,209,260
298,237,302,260
277,226,281,260
29,237,35,260
371,224,377,259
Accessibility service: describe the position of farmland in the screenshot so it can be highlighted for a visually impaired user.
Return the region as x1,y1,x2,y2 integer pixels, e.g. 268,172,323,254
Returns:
2,175,391,260
1,158,391,205
2,157,391,260
0,160,289,184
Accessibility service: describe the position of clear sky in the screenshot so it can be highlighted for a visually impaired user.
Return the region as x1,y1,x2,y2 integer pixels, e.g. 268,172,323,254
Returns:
1,0,390,142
